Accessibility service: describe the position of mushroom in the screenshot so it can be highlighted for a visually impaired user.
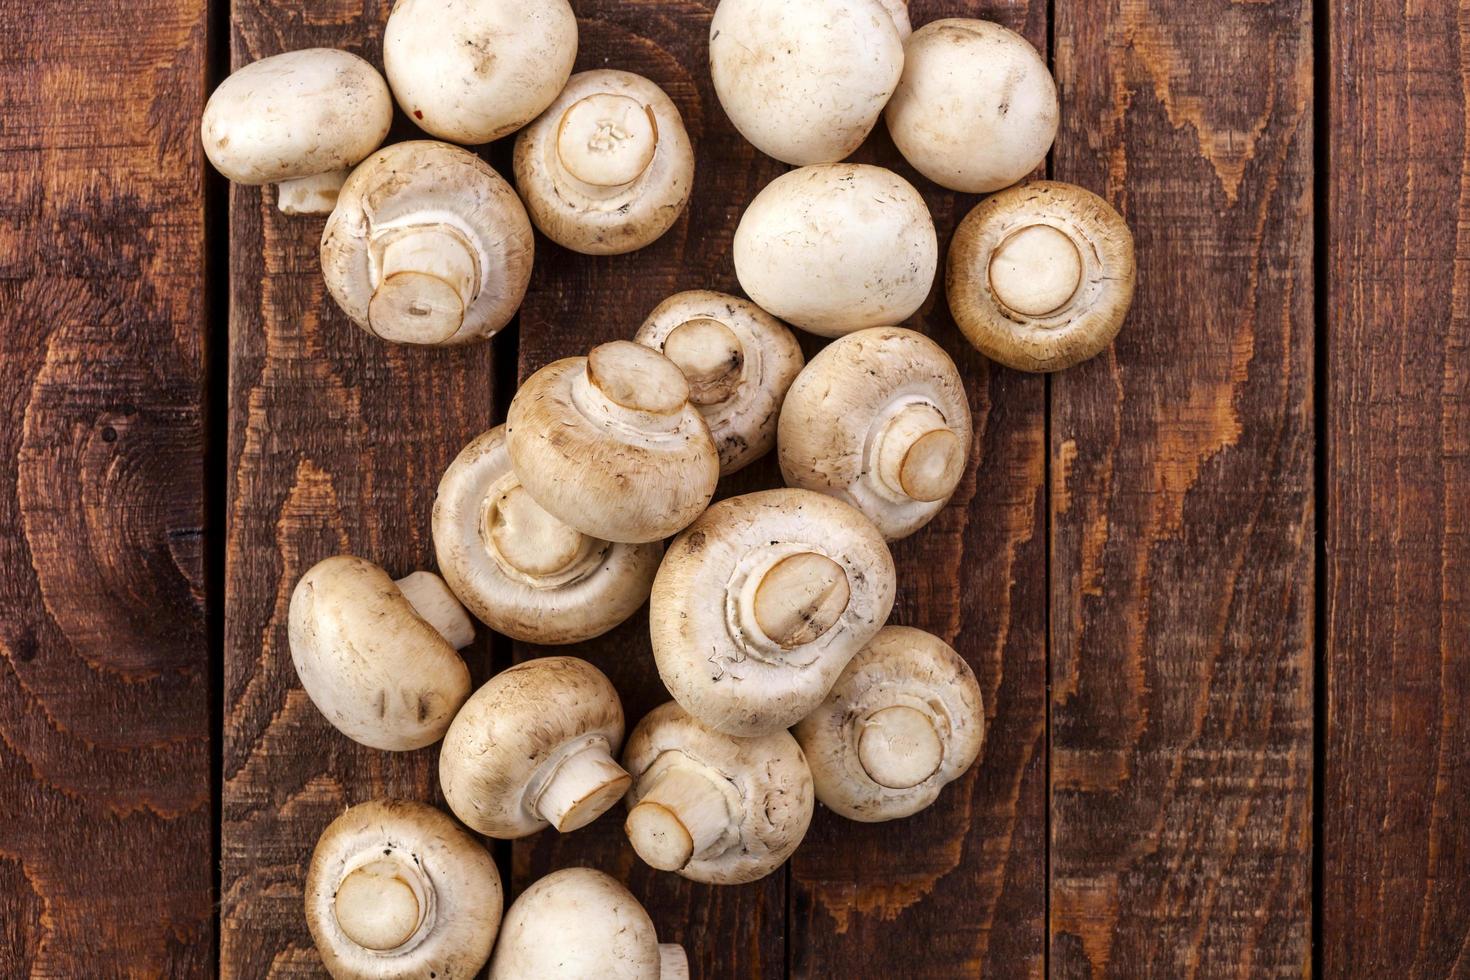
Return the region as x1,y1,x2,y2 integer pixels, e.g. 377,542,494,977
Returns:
513,70,695,256
793,626,984,822
383,0,577,145
439,656,631,838
505,341,720,544
733,164,938,337
432,426,662,644
885,19,1058,194
650,489,896,737
288,556,474,751
947,181,1136,372
634,290,804,475
321,141,535,346
200,48,392,215
488,867,688,979
305,799,502,980
709,0,906,166
777,327,972,540
622,701,814,884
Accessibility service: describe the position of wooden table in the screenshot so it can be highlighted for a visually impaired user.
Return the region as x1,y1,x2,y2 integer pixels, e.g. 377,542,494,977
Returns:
1,0,1464,975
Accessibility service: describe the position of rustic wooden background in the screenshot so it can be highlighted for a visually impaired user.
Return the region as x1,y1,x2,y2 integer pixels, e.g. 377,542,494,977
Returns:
0,0,1465,975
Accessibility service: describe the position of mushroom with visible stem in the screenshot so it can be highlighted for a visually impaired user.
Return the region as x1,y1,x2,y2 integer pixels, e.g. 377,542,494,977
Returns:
634,290,804,475
622,701,814,884
305,799,502,979
778,327,972,540
650,488,896,737
794,626,984,821
288,556,474,751
947,181,1137,372
200,49,392,215
514,70,695,256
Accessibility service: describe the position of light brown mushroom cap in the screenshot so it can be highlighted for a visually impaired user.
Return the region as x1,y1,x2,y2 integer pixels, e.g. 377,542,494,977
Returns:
793,626,984,822
733,164,938,337
321,141,535,346
622,702,814,884
505,342,720,544
777,327,972,539
383,0,577,145
514,70,695,256
885,19,1058,194
634,290,804,475
305,799,502,980
947,181,1136,372
650,489,896,737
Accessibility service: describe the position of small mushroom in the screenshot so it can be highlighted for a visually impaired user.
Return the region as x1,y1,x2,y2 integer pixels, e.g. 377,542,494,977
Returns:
201,49,392,215
793,626,984,822
433,426,662,644
885,19,1058,194
439,656,632,838
288,556,474,751
383,0,577,145
634,290,804,475
947,181,1136,372
514,70,695,255
321,141,535,346
305,799,502,980
650,489,896,737
488,867,687,979
778,327,971,540
505,341,720,544
733,164,938,337
622,701,814,884
709,0,906,165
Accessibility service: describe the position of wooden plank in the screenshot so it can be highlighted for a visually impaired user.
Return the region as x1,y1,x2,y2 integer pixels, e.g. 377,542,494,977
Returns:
0,0,214,972
1048,1,1314,976
1323,5,1470,976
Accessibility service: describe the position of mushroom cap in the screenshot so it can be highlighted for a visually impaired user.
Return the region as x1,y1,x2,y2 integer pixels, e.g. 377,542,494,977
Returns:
733,164,938,337
793,626,984,821
201,49,392,186
650,489,896,736
505,342,720,544
305,799,502,980
488,868,667,979
513,70,695,256
886,19,1057,194
634,290,804,475
383,0,577,144
623,701,814,884
777,327,972,539
709,0,905,166
947,181,1136,372
433,426,662,643
287,555,472,751
321,141,535,346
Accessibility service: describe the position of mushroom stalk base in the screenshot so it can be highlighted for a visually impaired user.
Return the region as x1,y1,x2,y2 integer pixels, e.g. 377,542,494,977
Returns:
659,943,690,980
369,225,481,345
276,169,349,215
395,571,475,650
534,741,632,833
626,765,732,872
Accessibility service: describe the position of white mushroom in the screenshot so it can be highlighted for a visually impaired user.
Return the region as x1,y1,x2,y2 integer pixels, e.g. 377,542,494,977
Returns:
305,799,502,980
650,489,896,737
622,701,813,884
793,626,984,821
514,70,695,255
733,164,937,337
634,290,804,475
321,141,535,346
778,327,972,539
288,556,474,751
200,49,392,215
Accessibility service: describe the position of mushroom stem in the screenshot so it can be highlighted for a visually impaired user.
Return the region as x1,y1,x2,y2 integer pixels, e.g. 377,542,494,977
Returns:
533,739,633,833
275,169,350,215
369,224,481,345
625,765,733,871
988,223,1083,316
659,943,690,980
857,704,945,789
395,571,475,650
574,341,692,432
748,551,851,649
874,403,966,503
333,855,430,952
661,317,744,407
556,93,659,188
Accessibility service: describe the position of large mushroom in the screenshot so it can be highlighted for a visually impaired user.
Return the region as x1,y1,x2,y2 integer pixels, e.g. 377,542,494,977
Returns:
288,556,473,751
514,70,695,255
947,181,1137,372
320,140,534,346
305,799,502,979
650,489,896,737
